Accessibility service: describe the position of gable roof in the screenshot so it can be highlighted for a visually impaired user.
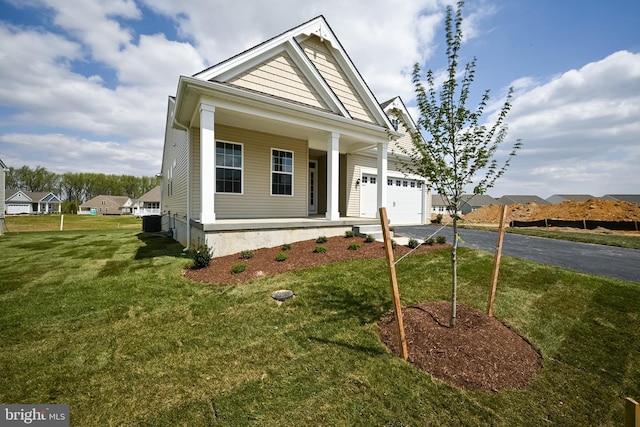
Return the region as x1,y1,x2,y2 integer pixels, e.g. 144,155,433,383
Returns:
80,195,132,209
0,158,7,170
381,96,418,134
184,16,395,132
602,194,640,205
461,194,497,207
138,186,160,202
547,194,595,203
5,189,61,202
497,195,550,205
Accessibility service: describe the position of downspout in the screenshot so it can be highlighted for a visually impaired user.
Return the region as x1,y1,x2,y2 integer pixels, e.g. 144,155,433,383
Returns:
173,118,191,252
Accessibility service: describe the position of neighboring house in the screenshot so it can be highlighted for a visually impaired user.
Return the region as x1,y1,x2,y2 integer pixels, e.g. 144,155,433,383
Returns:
0,158,7,235
161,16,430,256
430,194,461,216
5,189,62,214
601,194,640,206
460,194,498,215
497,195,550,206
79,195,133,215
546,194,595,204
133,186,161,217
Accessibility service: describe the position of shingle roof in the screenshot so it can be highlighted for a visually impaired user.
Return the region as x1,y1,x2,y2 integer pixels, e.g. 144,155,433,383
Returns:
497,195,550,205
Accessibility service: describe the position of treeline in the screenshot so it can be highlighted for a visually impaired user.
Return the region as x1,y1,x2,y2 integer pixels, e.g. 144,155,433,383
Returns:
6,165,161,213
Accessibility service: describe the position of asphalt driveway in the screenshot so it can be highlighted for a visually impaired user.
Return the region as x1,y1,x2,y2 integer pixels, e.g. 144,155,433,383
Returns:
395,225,640,283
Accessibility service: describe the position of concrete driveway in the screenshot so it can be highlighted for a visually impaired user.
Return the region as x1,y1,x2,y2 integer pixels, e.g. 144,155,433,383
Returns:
395,224,640,283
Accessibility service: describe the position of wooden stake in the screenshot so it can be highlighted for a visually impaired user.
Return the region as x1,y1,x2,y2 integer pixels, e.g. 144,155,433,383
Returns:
626,397,640,427
379,207,408,361
487,204,508,317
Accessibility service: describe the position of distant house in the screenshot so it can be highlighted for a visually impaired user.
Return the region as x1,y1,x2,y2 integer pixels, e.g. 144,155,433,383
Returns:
5,189,62,214
460,194,497,214
79,195,133,215
546,194,595,204
133,186,161,217
0,158,7,235
431,194,461,216
601,194,640,206
497,195,550,206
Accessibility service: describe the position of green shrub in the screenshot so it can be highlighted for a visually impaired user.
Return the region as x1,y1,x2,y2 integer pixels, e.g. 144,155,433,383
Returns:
241,250,254,259
391,239,398,249
190,241,212,269
282,243,292,251
435,213,443,224
313,245,328,253
344,230,355,238
408,238,420,249
275,252,288,262
436,235,447,244
316,235,328,243
348,242,361,250
231,262,247,274
425,237,435,246
364,234,375,243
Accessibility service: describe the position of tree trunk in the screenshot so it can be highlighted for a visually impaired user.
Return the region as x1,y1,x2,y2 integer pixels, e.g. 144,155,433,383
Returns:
450,217,458,327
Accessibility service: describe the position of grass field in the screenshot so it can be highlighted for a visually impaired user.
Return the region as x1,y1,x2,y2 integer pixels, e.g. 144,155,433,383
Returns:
2,214,140,233
1,228,639,425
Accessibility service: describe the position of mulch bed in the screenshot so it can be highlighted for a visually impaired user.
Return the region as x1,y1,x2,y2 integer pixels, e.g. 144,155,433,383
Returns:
378,301,543,392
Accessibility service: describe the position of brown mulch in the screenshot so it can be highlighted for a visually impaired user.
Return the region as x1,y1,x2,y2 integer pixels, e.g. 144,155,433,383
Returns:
185,235,448,284
379,301,543,392
185,236,543,393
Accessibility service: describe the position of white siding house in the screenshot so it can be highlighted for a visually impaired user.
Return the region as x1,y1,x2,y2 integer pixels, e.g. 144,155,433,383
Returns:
161,16,429,257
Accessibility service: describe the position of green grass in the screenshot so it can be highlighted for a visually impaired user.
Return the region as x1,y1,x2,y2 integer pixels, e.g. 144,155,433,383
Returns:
3,214,141,233
459,222,640,249
1,230,639,425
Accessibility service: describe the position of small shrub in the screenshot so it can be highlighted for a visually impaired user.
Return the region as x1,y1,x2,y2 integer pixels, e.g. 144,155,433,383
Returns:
391,239,398,249
231,263,247,274
436,235,447,244
275,252,288,262
408,238,420,249
282,243,292,251
316,235,328,243
348,242,361,250
344,230,355,238
364,234,376,243
313,245,328,253
241,250,254,259
435,213,443,224
190,241,212,269
425,237,435,246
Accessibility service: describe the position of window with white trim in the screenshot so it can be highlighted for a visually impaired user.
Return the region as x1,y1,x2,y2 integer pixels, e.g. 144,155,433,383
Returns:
216,141,242,193
271,149,293,196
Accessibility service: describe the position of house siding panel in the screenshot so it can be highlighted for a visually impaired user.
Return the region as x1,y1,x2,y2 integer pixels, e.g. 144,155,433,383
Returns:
229,52,329,110
300,36,376,124
161,123,190,224
193,125,308,219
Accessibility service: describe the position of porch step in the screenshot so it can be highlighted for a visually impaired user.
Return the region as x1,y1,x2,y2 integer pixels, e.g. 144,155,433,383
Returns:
352,225,394,241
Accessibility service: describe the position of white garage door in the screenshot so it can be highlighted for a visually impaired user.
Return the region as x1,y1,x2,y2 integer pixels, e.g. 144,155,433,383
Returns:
360,173,424,224
7,204,31,214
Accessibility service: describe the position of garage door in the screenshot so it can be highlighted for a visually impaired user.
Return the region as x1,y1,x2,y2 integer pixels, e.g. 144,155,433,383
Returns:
7,204,31,214
360,173,424,224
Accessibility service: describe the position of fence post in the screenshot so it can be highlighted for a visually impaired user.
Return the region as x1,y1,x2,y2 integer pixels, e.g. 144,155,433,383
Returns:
627,397,639,427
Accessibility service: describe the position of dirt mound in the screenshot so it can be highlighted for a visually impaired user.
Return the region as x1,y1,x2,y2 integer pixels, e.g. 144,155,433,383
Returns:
464,198,640,223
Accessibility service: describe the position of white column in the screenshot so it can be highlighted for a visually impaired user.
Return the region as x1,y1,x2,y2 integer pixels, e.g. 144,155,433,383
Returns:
376,141,388,218
200,103,216,223
326,132,340,220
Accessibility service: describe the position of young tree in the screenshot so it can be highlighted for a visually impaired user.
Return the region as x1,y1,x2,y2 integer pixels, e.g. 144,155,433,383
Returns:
397,1,522,327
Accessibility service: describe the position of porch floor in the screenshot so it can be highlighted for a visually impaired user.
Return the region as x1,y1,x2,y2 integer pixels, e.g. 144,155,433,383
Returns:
200,216,380,232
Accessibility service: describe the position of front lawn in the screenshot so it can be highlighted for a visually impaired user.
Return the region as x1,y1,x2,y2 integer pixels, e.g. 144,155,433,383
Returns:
0,229,638,425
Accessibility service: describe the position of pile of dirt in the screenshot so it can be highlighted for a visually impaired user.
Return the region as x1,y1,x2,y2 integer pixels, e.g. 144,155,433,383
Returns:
464,198,640,223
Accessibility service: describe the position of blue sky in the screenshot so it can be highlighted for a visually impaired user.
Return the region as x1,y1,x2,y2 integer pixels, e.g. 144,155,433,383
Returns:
0,0,639,198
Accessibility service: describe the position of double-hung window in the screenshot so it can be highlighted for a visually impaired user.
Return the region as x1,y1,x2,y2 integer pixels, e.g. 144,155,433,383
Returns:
216,141,242,194
271,149,293,196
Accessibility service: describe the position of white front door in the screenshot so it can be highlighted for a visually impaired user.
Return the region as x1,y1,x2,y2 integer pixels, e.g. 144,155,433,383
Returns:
308,161,317,214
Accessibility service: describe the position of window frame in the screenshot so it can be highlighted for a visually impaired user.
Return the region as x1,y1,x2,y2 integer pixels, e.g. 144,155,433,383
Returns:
270,148,294,197
215,140,244,195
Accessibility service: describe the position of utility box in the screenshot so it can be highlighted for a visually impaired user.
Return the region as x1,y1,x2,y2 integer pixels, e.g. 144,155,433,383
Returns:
142,215,162,232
